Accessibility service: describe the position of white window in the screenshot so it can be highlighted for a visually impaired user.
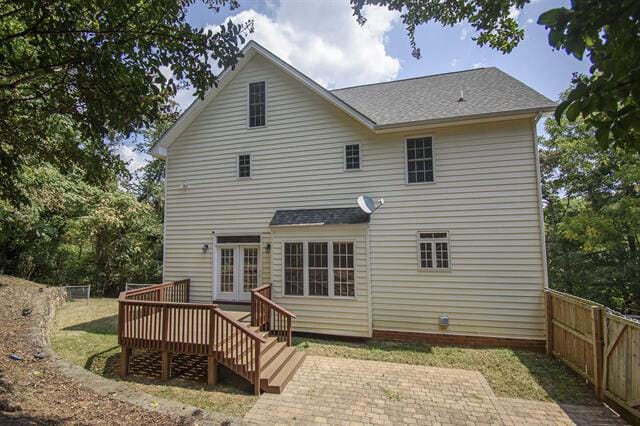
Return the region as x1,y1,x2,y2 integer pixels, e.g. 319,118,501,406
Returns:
248,81,266,128
418,231,450,271
283,241,355,297
238,154,251,178
308,242,329,296
333,242,355,296
345,144,360,170
284,242,304,295
406,137,434,183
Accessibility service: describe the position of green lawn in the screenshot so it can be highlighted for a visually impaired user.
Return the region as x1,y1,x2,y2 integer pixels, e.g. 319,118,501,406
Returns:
52,298,597,417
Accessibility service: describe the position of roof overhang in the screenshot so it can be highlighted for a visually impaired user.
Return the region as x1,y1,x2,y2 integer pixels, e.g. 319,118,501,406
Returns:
372,107,555,134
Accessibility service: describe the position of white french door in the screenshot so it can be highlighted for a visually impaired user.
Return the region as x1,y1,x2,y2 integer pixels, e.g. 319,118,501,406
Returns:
215,245,260,301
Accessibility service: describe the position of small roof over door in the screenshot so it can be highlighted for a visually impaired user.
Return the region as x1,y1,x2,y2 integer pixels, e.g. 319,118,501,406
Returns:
269,207,370,227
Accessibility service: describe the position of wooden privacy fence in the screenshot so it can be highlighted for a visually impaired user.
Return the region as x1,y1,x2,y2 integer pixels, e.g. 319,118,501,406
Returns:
545,289,639,421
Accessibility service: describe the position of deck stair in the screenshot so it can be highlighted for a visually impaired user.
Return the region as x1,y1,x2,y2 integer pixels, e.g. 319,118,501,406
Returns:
117,280,304,394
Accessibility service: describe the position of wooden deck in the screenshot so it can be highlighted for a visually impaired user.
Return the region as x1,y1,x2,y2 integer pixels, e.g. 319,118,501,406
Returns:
118,281,304,394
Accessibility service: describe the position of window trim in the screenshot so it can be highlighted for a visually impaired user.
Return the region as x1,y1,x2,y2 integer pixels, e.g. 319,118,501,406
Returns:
344,143,362,171
404,135,436,185
281,239,357,299
236,153,252,179
246,80,267,129
416,230,451,272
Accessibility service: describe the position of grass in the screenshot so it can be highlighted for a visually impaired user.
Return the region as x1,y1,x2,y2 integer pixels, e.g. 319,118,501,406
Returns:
52,298,597,416
293,337,596,405
51,298,257,417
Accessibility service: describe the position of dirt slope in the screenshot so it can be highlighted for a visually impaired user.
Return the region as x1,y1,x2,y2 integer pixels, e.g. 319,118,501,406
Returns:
0,275,186,425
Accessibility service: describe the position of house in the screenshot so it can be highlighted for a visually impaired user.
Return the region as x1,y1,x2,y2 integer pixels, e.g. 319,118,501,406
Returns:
151,41,556,350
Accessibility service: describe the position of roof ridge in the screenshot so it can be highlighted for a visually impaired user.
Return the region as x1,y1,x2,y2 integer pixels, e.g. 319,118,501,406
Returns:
331,67,494,92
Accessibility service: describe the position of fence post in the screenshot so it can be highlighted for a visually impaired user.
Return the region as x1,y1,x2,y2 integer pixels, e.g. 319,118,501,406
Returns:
591,305,604,400
545,291,554,356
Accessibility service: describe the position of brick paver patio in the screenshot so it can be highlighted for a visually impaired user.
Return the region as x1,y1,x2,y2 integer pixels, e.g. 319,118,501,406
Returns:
245,356,625,425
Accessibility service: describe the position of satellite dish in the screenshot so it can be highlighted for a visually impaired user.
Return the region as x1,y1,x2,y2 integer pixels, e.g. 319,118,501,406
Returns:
357,195,384,214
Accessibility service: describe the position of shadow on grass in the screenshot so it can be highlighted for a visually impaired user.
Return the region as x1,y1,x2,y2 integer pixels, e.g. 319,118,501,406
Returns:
513,351,597,406
63,314,118,335
100,350,255,397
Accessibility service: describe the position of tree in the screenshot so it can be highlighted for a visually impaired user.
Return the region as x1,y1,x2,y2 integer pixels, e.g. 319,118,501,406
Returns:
132,103,180,220
0,162,164,295
351,0,640,151
540,114,640,313
0,0,253,199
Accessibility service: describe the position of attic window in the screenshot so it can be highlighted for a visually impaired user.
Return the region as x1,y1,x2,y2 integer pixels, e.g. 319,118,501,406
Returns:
248,81,266,128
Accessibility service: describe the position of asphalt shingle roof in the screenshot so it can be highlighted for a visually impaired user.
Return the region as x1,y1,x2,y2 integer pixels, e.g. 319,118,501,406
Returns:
331,67,556,127
270,208,370,227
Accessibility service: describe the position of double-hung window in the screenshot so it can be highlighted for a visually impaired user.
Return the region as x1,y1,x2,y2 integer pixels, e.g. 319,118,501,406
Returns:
418,231,450,271
284,242,304,295
308,242,329,296
248,81,266,128
238,154,251,178
283,241,355,297
406,137,434,183
345,144,360,170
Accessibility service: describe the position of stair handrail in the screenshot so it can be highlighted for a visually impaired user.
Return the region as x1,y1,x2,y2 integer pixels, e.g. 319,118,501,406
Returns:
212,306,267,344
250,284,296,346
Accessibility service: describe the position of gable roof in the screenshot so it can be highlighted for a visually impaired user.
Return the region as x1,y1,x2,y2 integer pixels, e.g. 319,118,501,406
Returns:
331,68,556,129
270,207,370,227
151,41,555,158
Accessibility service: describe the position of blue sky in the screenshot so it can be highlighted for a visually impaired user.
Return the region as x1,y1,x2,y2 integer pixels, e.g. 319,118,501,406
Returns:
120,0,590,171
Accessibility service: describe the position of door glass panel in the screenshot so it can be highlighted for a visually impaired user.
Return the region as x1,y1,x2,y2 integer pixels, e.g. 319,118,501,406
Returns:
220,248,234,292
243,247,259,292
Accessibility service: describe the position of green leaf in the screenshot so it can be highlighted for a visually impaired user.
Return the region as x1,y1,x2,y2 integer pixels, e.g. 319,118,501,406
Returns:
555,100,571,122
565,102,581,122
537,8,568,26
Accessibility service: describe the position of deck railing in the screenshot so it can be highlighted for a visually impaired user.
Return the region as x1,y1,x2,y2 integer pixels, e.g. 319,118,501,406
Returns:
251,284,296,345
117,279,267,394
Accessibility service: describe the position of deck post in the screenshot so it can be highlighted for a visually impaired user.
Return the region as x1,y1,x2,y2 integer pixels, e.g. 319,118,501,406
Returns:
287,316,292,346
119,346,130,377
254,341,261,395
207,356,218,385
161,351,171,381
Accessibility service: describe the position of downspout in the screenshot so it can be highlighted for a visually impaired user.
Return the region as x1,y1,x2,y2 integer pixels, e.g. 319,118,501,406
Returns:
532,115,549,289
366,225,373,337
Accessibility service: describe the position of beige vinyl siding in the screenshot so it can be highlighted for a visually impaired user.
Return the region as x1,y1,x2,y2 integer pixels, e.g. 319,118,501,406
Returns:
163,53,545,339
270,225,370,337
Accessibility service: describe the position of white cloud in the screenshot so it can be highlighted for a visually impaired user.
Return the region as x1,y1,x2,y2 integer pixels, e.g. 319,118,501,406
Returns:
527,18,534,24
509,5,521,20
450,58,458,68
118,144,150,174
472,62,485,69
459,27,468,41
217,1,401,89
